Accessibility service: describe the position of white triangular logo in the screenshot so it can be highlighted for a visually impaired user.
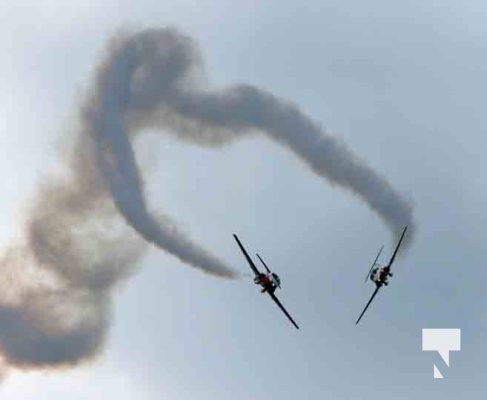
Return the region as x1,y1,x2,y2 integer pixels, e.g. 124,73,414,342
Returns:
434,364,443,379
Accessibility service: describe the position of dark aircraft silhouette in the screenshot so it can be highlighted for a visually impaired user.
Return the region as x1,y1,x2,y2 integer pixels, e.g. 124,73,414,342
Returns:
355,226,408,325
233,234,299,330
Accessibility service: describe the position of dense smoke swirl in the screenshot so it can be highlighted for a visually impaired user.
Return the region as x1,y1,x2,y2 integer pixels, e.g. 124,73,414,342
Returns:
0,28,414,372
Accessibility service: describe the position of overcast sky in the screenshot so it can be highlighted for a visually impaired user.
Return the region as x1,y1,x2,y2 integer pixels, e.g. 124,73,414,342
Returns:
1,1,487,398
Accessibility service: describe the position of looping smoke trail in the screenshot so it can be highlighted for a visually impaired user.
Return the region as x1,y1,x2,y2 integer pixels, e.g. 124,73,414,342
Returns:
84,31,236,279
0,27,414,372
94,28,414,243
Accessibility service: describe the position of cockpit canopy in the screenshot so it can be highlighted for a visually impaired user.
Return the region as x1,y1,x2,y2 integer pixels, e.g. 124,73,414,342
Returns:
271,273,281,286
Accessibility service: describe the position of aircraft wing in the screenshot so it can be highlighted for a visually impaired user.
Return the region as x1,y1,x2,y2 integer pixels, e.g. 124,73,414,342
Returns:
386,226,408,269
233,234,260,276
355,286,380,325
268,291,300,330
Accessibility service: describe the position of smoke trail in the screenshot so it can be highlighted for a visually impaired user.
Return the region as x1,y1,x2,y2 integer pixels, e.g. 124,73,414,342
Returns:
93,28,414,243
0,27,414,372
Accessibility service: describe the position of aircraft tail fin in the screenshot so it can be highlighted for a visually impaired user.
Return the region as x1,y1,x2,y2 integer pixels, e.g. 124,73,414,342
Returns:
364,245,383,282
256,253,271,274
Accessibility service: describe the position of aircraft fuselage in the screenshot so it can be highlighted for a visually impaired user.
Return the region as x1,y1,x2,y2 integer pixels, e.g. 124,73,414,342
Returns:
254,273,280,293
371,266,392,287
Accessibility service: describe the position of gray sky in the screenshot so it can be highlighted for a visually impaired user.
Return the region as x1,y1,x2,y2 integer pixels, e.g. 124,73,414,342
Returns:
1,0,487,398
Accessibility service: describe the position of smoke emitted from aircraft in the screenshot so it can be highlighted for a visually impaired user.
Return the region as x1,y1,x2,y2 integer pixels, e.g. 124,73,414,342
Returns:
91,28,413,243
0,27,414,372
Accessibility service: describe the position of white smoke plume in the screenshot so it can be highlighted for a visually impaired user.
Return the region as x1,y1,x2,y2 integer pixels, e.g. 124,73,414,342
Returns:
0,27,414,371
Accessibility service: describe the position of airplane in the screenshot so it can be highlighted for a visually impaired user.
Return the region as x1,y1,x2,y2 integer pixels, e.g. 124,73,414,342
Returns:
233,234,299,330
355,226,408,325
